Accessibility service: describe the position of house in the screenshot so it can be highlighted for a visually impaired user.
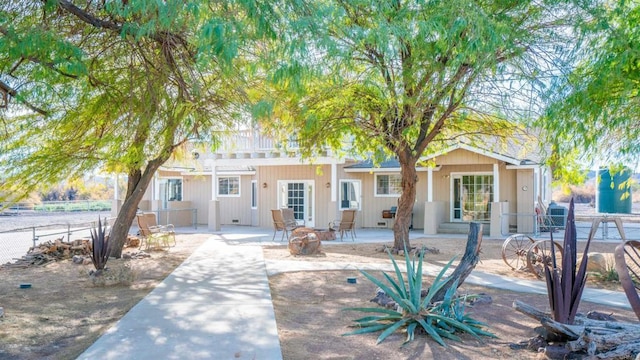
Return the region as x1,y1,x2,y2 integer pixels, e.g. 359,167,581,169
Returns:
122,130,552,238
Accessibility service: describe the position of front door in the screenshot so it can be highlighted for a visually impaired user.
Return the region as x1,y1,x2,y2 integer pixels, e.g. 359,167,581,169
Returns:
451,174,493,222
278,181,315,227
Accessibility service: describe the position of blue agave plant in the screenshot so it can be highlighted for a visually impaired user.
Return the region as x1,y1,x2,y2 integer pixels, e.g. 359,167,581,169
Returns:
343,245,495,345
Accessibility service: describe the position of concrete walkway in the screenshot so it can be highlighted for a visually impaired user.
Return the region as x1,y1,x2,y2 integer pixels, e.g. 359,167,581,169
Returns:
78,227,632,360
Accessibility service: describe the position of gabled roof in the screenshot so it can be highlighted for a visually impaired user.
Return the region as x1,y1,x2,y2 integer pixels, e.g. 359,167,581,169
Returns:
422,142,525,166
344,142,541,171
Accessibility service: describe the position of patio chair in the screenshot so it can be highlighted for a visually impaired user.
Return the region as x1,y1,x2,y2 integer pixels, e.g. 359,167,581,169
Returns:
136,213,175,251
271,209,300,241
614,240,640,320
330,209,357,242
282,207,305,227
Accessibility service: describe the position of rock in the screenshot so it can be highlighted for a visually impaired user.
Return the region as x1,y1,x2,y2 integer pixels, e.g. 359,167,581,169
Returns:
586,310,616,321
72,255,84,264
587,252,609,273
0,306,4,318
370,287,397,308
82,258,92,265
468,293,493,306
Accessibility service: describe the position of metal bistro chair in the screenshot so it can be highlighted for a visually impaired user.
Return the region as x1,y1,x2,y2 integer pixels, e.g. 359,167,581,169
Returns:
136,213,175,251
282,207,305,228
330,209,357,242
271,209,300,241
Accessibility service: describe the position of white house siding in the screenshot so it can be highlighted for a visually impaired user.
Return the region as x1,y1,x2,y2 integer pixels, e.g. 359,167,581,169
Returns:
516,169,536,233
139,145,541,234
217,174,254,225
256,164,333,228
182,174,211,225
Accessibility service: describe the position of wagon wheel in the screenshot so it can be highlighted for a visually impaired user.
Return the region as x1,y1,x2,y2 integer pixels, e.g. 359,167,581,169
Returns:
501,234,535,271
526,240,563,279
614,240,640,320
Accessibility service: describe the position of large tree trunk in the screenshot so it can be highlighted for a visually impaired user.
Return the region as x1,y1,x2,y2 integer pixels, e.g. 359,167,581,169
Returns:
431,222,483,302
393,155,418,251
108,159,164,258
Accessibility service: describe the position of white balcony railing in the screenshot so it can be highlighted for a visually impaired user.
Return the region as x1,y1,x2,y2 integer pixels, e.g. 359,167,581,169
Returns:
211,130,299,153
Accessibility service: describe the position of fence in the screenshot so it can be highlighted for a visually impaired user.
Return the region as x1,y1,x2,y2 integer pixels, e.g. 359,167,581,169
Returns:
500,212,640,241
1,200,112,214
0,219,106,265
0,208,199,265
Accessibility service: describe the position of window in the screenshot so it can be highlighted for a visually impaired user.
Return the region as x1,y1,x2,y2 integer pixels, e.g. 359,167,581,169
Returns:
167,179,182,201
339,180,361,210
453,174,493,221
218,176,240,196
251,180,257,209
375,174,402,196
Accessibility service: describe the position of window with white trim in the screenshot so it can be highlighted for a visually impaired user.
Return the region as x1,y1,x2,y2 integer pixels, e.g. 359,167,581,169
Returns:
339,180,361,210
375,174,402,196
218,176,240,196
251,180,257,209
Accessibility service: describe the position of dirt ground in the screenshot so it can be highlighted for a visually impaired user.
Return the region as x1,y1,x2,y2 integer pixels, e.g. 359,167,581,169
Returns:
266,237,637,360
0,234,207,360
0,233,636,360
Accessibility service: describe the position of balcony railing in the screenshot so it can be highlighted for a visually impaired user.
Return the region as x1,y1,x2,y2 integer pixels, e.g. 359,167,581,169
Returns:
210,130,299,153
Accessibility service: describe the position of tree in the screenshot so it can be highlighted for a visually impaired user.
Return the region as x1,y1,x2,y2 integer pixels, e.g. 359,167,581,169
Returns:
540,1,640,172
258,0,576,250
0,0,276,257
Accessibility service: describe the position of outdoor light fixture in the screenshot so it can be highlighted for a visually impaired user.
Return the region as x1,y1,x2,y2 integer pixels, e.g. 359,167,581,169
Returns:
325,182,331,188
262,182,268,188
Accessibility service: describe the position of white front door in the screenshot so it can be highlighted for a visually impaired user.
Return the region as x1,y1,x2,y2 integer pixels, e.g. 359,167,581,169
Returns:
278,181,315,227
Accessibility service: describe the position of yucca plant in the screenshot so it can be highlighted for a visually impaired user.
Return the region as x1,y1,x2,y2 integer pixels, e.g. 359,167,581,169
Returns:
90,217,110,272
544,198,592,325
343,245,495,346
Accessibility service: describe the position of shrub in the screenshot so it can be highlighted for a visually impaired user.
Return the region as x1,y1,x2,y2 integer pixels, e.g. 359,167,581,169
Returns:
343,246,494,346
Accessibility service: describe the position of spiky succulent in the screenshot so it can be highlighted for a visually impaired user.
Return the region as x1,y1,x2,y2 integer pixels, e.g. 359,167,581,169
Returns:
343,246,495,346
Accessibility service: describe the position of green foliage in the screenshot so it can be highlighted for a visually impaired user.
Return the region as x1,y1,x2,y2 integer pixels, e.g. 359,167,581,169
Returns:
0,0,276,201
0,0,280,255
540,1,640,169
343,246,494,346
90,218,110,271
253,0,578,248
543,198,592,325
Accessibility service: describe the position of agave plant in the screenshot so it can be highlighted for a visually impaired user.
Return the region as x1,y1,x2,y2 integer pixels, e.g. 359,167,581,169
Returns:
544,198,592,325
90,217,110,272
343,246,495,346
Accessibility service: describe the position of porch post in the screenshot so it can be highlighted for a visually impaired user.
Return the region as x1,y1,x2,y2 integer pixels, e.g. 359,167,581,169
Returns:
111,174,121,218
208,162,221,231
331,162,337,202
427,167,433,202
150,174,161,212
493,163,500,202
328,161,338,225
490,163,503,238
